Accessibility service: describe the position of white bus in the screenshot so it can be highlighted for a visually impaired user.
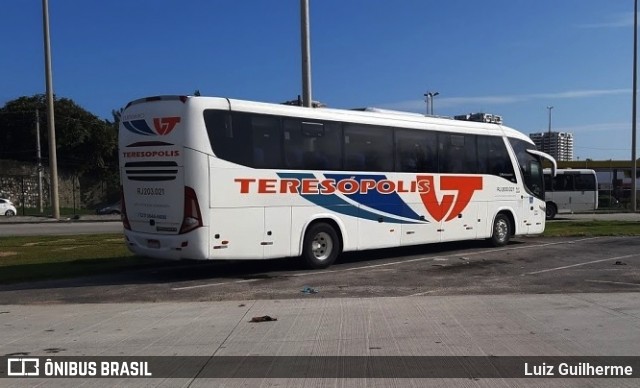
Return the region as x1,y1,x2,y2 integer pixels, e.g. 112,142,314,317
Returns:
118,96,556,268
543,168,598,219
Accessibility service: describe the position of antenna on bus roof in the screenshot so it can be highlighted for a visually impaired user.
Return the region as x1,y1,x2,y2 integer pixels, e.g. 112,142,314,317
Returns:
454,112,503,124
282,95,326,107
350,107,425,117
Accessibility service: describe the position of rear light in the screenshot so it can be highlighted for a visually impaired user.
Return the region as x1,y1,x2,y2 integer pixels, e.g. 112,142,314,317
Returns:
180,186,203,234
120,188,131,230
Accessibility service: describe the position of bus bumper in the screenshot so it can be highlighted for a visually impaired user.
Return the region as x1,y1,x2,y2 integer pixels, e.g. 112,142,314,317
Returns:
124,227,210,260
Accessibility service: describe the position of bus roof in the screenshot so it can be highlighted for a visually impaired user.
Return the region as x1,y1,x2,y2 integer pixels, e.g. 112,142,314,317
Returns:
125,95,533,143
544,168,596,174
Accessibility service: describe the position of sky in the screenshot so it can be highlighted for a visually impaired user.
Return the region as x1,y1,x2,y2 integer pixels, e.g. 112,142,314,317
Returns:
1,0,638,161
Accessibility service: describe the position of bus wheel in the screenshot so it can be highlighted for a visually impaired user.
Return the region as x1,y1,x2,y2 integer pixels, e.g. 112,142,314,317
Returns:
302,222,340,269
546,202,557,219
490,213,511,247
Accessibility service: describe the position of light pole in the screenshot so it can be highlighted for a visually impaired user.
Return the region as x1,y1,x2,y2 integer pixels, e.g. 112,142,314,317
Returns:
424,91,439,115
42,0,60,219
632,0,637,212
546,106,554,156
300,0,312,107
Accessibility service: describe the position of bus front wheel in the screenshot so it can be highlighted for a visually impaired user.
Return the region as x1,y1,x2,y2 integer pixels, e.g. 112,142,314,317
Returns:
302,222,340,269
490,213,511,247
545,202,557,219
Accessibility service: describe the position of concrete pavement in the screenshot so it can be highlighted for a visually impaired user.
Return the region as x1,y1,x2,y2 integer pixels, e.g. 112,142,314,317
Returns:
2,294,640,386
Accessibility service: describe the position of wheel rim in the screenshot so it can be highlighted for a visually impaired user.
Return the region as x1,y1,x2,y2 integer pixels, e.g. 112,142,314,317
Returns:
311,232,333,261
495,218,508,242
546,206,554,218
6,210,14,216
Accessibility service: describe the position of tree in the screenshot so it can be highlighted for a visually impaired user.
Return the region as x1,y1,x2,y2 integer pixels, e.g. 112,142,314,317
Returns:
0,95,115,173
0,94,120,204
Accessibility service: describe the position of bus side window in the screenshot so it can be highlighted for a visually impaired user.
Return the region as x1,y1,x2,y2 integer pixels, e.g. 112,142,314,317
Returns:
544,174,553,191
251,115,282,169
439,133,477,174
477,135,516,182
394,128,437,173
284,119,341,170
574,174,596,190
205,110,253,167
344,124,393,172
554,175,573,191
283,119,304,169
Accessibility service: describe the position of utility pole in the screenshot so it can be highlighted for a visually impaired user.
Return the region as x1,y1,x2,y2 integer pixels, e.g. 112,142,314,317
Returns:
632,0,638,212
35,109,43,213
547,106,554,156
300,0,312,107
42,0,60,219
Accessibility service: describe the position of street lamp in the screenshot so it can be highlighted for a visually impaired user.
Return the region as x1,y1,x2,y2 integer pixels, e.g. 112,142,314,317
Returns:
424,91,439,115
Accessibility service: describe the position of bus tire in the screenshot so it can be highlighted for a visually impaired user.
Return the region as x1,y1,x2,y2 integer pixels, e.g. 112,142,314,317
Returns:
302,222,340,269
545,202,557,219
490,213,511,247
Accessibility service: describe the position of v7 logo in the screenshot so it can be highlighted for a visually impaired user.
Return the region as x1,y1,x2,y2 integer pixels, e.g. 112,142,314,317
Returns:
153,117,181,135
417,175,483,222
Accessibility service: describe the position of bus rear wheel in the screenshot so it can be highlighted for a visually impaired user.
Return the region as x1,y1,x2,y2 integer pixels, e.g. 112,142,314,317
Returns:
490,213,511,247
302,222,340,269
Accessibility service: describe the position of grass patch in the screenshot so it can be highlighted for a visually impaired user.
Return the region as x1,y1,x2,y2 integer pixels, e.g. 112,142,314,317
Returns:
544,221,640,237
16,207,95,217
0,234,154,284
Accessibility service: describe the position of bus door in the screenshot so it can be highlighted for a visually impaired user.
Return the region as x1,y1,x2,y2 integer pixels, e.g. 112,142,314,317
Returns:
554,174,573,213
571,173,597,211
519,192,537,234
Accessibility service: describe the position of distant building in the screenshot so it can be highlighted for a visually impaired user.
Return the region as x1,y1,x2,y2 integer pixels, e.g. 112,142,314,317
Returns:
529,131,574,161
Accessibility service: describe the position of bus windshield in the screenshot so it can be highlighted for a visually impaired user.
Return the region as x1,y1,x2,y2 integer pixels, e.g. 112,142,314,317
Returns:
509,138,544,199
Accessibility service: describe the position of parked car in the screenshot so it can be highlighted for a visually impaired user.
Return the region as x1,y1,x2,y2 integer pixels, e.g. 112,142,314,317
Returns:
0,198,17,216
96,201,121,215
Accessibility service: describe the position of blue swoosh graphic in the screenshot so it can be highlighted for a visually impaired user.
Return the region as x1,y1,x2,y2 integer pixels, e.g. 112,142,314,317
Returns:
124,120,155,136
278,172,424,224
325,174,424,222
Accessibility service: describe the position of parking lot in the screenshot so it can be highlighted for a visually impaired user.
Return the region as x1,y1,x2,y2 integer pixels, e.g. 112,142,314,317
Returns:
1,220,639,386
0,234,638,304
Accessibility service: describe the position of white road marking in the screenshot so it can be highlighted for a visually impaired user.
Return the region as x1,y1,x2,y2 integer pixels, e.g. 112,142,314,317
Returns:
408,290,436,296
524,253,639,275
171,278,259,291
585,279,640,287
